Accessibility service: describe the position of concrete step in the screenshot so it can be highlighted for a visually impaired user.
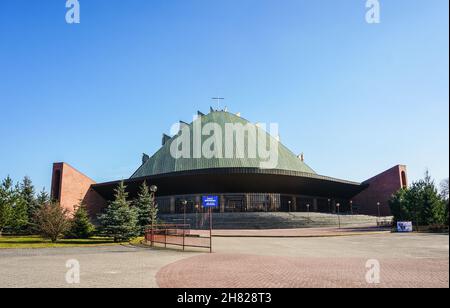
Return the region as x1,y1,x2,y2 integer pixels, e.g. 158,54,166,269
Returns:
159,212,391,230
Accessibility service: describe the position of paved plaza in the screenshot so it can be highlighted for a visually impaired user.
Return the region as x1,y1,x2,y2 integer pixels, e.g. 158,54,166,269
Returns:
0,233,448,288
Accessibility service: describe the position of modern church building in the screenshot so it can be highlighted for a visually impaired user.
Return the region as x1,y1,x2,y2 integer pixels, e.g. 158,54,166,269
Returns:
50,109,408,224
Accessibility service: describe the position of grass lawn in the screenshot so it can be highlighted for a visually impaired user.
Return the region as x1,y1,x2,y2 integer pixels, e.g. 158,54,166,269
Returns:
0,236,120,249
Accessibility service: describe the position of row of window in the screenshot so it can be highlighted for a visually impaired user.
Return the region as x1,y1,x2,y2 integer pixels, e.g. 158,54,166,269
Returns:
156,194,352,214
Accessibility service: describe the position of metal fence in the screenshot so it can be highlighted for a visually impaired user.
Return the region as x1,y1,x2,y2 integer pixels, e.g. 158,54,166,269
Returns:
145,224,212,253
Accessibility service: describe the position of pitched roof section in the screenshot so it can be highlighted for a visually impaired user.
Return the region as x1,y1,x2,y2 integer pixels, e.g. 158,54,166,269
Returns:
130,111,316,178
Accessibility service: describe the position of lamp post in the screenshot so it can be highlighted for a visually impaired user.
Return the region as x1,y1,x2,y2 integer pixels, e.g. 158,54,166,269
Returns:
328,199,331,213
377,202,381,227
195,204,200,229
350,200,353,215
336,203,341,229
288,200,292,213
181,199,188,251
149,185,157,246
181,199,188,228
150,185,158,221
306,203,311,222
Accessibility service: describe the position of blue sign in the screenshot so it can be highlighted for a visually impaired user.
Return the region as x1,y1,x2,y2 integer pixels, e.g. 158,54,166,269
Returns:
202,196,219,208
397,221,413,232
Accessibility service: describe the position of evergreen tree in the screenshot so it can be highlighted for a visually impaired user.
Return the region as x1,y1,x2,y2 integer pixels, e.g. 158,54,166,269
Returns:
0,177,28,234
0,177,14,236
10,182,29,233
20,176,37,220
440,179,449,225
407,180,426,227
98,181,138,242
36,188,50,208
134,181,157,235
389,188,409,223
389,171,447,229
421,175,446,226
67,202,95,239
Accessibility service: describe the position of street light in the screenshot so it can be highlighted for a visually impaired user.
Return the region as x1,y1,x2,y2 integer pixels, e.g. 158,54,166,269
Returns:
149,185,158,221
181,199,188,228
288,200,292,213
377,202,381,227
148,185,158,247
328,199,331,213
350,200,353,215
336,203,341,229
180,199,188,251
194,203,200,229
306,203,311,222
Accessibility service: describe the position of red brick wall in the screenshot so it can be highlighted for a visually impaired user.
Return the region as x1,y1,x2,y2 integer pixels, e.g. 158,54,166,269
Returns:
51,163,106,218
352,165,408,216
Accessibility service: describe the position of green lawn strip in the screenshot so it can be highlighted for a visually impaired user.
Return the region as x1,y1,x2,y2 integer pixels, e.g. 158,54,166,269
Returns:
0,236,120,249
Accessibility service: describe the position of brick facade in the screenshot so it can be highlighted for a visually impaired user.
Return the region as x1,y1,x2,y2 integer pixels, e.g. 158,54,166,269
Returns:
51,163,107,218
352,165,408,216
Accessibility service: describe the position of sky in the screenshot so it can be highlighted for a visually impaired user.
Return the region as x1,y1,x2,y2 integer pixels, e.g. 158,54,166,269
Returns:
0,0,448,192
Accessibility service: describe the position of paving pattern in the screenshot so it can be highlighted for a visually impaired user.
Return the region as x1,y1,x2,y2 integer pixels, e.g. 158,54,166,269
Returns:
0,245,197,288
156,253,449,288
0,233,448,288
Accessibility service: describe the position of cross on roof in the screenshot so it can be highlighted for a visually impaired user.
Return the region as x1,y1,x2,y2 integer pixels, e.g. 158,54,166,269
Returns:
211,97,225,111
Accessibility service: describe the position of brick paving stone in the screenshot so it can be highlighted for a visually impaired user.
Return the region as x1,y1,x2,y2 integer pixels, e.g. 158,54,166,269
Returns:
156,254,449,288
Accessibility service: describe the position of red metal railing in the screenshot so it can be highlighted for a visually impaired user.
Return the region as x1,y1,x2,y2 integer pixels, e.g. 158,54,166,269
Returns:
145,224,212,252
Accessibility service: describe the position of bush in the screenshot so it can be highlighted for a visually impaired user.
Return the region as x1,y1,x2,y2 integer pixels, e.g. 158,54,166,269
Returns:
35,202,71,242
427,224,449,233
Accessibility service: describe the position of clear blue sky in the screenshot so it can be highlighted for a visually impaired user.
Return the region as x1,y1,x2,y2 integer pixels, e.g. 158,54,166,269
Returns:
0,0,448,192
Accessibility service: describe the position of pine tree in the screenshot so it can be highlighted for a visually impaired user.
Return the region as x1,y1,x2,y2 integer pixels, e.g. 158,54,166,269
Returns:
389,188,410,223
389,171,448,230
0,177,14,236
20,176,36,221
134,181,156,235
0,177,28,235
10,182,29,233
440,179,449,225
98,181,138,242
36,188,50,208
68,202,95,239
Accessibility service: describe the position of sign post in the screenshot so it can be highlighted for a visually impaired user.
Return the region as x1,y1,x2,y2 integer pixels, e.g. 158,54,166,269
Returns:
209,207,212,253
202,196,219,253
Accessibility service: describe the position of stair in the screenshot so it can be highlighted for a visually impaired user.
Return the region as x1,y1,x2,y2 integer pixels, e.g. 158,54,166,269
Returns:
159,212,391,230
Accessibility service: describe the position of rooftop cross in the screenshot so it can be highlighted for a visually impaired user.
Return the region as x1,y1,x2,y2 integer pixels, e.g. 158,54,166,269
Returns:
211,97,225,111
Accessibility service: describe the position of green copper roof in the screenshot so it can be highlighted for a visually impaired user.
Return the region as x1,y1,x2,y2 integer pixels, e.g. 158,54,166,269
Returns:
131,111,316,178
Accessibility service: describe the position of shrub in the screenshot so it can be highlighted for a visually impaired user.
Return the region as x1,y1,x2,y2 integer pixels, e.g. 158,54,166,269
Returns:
35,202,71,242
